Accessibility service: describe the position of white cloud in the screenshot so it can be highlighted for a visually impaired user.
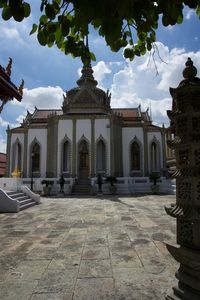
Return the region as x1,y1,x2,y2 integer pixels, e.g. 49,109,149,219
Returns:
185,9,195,20
109,42,200,126
0,19,29,46
14,86,64,110
93,61,111,83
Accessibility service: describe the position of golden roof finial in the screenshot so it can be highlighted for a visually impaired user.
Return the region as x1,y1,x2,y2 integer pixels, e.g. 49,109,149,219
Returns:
18,79,24,96
6,57,12,77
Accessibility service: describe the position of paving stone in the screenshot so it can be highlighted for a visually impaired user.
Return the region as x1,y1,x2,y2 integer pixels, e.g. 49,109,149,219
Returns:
6,259,50,281
73,278,115,300
34,268,78,293
48,257,81,269
0,280,37,300
82,246,110,260
78,259,112,278
30,292,72,300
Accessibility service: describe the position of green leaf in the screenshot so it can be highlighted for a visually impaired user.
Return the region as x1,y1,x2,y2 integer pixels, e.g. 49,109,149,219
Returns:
40,14,48,24
197,6,200,17
2,6,12,20
177,14,183,24
23,2,30,18
0,0,7,8
61,17,70,36
11,2,25,22
90,52,96,61
124,48,134,59
47,22,57,33
45,4,55,19
37,30,48,46
30,23,38,35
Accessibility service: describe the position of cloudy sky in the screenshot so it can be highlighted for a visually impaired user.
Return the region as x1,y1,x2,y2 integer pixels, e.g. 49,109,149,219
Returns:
0,3,200,153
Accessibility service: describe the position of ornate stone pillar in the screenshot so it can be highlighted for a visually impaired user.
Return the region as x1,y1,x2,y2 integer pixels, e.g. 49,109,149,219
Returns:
90,118,95,177
143,125,148,176
110,115,114,176
23,126,28,177
6,126,11,177
165,58,200,299
161,125,166,175
72,118,77,176
46,116,58,177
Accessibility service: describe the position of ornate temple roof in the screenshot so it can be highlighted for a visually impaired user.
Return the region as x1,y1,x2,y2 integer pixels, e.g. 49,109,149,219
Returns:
62,63,111,114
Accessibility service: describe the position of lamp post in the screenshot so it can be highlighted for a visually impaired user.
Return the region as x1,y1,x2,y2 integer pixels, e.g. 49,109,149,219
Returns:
30,152,34,191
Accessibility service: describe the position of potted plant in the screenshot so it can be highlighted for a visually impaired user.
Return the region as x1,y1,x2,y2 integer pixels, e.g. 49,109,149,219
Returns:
105,176,117,194
149,172,160,194
41,179,54,196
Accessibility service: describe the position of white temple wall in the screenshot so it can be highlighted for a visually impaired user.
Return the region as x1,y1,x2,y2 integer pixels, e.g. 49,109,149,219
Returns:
76,119,91,142
57,119,73,175
27,129,47,177
58,120,73,142
122,127,144,177
147,131,163,173
10,133,24,175
94,118,110,174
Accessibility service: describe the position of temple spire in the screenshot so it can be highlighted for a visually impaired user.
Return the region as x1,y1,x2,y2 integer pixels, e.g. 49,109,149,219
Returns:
182,57,197,79
76,35,98,87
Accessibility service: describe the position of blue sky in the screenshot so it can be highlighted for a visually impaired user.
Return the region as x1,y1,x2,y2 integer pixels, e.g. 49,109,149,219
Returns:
0,3,200,152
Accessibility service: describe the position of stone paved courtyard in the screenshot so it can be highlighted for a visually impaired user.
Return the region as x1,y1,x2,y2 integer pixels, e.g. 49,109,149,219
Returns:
0,195,178,300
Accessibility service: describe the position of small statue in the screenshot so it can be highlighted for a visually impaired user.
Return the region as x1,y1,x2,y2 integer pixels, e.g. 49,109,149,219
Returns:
59,174,65,193
97,173,103,193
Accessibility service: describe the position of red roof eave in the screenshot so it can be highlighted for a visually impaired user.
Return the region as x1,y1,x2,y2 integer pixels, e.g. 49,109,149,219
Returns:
0,75,22,101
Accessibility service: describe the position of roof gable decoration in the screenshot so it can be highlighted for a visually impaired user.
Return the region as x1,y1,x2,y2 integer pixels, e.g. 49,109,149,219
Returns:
0,58,24,114
72,87,99,105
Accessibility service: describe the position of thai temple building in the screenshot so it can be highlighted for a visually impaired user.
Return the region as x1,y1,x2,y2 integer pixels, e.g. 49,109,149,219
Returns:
5,63,167,193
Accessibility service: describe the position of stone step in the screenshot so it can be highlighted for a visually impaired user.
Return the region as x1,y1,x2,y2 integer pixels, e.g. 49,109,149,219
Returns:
72,184,91,195
19,198,33,206
14,195,30,202
20,201,36,211
7,192,25,199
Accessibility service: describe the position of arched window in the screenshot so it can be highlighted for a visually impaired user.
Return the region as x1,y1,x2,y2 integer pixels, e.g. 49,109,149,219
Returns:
96,139,106,173
62,140,70,172
151,142,158,171
31,143,40,173
131,141,140,170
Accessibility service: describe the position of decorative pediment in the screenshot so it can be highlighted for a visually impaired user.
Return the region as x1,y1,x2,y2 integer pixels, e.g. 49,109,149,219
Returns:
73,87,99,106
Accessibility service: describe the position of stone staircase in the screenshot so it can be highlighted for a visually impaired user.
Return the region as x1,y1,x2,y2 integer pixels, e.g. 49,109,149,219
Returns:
6,191,37,211
72,178,91,195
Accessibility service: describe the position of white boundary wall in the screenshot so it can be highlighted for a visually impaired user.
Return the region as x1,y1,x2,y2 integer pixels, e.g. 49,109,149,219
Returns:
0,177,176,195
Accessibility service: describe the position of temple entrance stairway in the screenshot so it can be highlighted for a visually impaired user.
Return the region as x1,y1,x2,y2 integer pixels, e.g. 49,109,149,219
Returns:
0,187,40,213
72,177,91,195
6,191,37,210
